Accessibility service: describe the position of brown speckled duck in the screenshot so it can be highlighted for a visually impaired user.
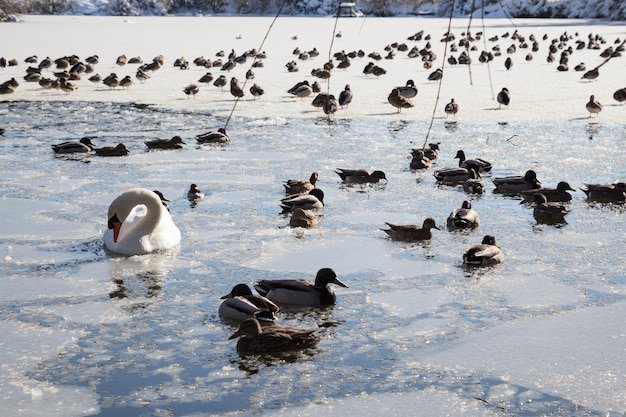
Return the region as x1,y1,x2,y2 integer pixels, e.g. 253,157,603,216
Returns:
581,182,626,203
228,318,320,354
145,136,185,150
382,217,440,241
94,143,130,157
388,88,414,113
520,181,575,203
531,193,568,224
283,172,319,195
335,168,387,184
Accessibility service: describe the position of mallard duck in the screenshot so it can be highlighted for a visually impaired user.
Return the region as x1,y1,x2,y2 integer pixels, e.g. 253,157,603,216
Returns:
497,87,511,108
586,94,602,117
287,80,312,99
427,68,443,82
228,318,320,354
463,235,504,266
187,183,204,200
463,168,486,195
396,79,418,99
145,136,185,150
493,170,541,193
613,87,626,104
280,188,324,212
580,182,626,203
51,137,95,154
196,128,229,145
409,149,431,170
289,207,319,228
219,284,279,322
283,172,319,195
444,98,459,117
250,83,264,99
455,150,492,174
520,181,575,203
411,142,440,160
230,77,244,99
447,200,480,230
382,217,440,241
531,193,568,224
433,167,472,184
388,88,414,113
334,168,387,184
323,94,339,116
253,268,347,306
338,84,353,108
94,143,130,157
183,83,199,98
213,75,227,88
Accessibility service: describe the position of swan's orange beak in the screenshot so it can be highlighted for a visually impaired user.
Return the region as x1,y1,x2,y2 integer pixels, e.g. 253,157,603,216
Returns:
108,213,122,243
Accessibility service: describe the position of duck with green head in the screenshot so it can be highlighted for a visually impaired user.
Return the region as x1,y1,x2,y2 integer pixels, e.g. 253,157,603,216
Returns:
219,283,279,323
253,268,347,307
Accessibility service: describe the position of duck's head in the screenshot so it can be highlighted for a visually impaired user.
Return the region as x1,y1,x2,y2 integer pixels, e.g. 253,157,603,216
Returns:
556,181,575,191
454,149,466,160
461,200,472,209
229,318,262,339
481,234,499,247
309,188,325,202
423,217,440,230
532,193,548,204
314,268,347,289
221,283,254,299
372,170,387,181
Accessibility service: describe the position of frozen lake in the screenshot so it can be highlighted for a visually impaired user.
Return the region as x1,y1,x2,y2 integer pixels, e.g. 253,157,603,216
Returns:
1,15,625,417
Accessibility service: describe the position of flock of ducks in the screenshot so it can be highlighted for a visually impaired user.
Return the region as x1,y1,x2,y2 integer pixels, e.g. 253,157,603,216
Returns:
2,25,625,119
7,23,626,356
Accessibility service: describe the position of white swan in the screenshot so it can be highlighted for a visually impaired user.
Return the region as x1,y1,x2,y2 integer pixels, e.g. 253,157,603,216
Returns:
103,188,181,256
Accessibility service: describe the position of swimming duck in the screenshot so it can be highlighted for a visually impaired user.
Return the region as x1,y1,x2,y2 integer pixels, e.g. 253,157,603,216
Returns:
497,87,511,108
219,284,279,322
283,172,319,195
411,142,440,160
444,98,459,117
520,181,575,203
253,267,347,307
493,170,541,193
196,128,229,145
396,79,418,99
94,143,130,157
228,318,320,354
145,136,185,150
382,217,440,241
103,188,181,256
585,95,602,117
409,149,431,170
334,168,387,184
580,182,626,203
433,167,473,184
455,149,492,174
531,193,568,224
447,200,480,230
463,235,503,266
280,188,324,212
187,183,204,200
388,88,414,113
289,207,319,228
338,84,353,108
463,168,486,194
51,137,95,154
